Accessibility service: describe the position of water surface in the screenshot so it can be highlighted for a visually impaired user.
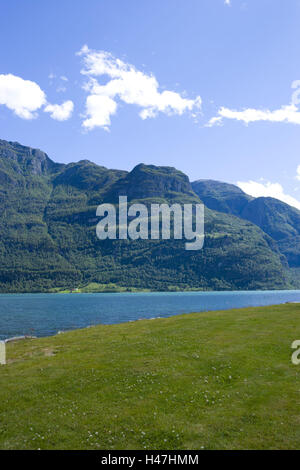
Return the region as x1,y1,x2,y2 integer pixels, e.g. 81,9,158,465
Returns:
0,290,299,340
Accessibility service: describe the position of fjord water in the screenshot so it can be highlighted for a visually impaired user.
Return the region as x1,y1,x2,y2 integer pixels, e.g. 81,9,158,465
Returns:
0,290,300,340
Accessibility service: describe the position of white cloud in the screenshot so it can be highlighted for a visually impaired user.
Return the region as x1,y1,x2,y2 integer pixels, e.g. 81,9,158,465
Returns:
82,95,117,131
297,165,300,181
237,180,300,210
44,100,74,121
205,116,223,127
77,45,202,130
224,0,231,5
208,82,300,127
56,86,67,93
0,73,73,122
0,73,46,119
208,104,300,127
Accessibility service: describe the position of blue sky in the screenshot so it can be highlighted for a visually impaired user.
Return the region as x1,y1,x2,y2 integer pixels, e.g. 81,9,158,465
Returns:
1,0,300,207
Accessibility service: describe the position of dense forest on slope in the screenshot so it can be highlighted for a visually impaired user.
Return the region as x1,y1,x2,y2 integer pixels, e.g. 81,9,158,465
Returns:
0,138,297,292
192,180,300,270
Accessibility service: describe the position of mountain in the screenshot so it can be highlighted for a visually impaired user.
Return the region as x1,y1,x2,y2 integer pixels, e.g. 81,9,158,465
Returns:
103,163,200,204
192,179,300,270
192,179,253,216
0,139,61,178
0,138,293,292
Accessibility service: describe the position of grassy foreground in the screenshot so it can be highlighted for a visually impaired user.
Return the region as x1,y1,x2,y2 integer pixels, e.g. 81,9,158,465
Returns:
0,304,300,450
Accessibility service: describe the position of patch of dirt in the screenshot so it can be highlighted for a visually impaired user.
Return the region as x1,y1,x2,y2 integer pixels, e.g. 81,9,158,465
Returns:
42,347,57,357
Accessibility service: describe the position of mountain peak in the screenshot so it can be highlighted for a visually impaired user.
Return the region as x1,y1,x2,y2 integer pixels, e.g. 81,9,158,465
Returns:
105,162,199,203
0,139,60,176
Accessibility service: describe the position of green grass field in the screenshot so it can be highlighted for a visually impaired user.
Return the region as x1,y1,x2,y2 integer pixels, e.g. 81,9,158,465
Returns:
0,303,300,450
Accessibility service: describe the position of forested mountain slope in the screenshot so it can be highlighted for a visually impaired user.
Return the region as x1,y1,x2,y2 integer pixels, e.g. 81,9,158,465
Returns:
192,179,300,269
0,139,292,292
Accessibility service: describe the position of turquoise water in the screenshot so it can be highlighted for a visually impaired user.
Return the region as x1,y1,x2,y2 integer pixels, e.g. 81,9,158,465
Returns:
0,290,299,340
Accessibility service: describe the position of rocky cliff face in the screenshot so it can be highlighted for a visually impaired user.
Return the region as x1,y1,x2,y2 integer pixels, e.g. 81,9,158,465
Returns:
0,140,61,176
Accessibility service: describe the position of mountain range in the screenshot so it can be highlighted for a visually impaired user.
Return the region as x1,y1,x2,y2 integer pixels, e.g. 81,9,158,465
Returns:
0,138,299,292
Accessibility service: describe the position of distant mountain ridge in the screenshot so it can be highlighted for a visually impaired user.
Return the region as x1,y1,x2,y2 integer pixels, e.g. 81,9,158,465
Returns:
192,180,300,268
192,179,253,216
0,138,298,292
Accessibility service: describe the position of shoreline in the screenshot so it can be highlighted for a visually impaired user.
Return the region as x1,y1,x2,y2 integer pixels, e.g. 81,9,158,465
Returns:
1,299,300,343
1,286,300,295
